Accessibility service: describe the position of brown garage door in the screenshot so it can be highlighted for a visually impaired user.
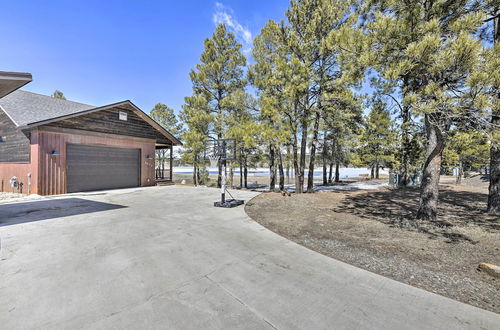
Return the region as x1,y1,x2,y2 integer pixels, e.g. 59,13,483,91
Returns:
67,144,140,193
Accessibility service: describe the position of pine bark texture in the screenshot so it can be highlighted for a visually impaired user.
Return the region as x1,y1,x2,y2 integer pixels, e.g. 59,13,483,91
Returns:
417,115,446,221
278,150,285,191
488,141,500,214
487,14,500,215
307,112,321,192
269,144,276,191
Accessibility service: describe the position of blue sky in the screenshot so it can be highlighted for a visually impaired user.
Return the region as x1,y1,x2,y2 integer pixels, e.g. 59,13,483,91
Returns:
1,1,289,114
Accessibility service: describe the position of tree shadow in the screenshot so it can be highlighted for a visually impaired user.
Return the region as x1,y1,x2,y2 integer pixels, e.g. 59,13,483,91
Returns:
0,198,126,227
334,186,499,242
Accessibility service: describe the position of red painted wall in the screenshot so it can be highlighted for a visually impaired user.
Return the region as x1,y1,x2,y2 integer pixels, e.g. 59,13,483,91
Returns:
0,130,39,194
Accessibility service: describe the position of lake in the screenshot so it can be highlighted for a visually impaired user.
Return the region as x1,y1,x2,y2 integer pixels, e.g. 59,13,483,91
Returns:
173,167,388,178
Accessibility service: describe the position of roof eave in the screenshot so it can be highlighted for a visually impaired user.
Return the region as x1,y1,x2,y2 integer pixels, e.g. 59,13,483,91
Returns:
0,71,33,99
18,100,182,146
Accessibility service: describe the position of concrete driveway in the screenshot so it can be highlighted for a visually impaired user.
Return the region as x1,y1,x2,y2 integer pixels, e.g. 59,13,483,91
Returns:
0,186,498,329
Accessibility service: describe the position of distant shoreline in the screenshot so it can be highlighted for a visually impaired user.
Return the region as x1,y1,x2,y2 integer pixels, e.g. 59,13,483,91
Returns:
173,166,389,178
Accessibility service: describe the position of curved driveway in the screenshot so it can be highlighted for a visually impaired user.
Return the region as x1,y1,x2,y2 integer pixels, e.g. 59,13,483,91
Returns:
0,186,498,329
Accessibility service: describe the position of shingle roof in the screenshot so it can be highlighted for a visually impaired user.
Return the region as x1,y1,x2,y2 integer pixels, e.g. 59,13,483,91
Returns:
0,89,181,145
0,90,94,126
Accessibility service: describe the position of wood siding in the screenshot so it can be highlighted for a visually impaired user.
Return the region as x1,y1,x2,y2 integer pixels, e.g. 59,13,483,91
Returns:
0,130,39,194
47,106,172,145
36,128,156,195
0,107,30,162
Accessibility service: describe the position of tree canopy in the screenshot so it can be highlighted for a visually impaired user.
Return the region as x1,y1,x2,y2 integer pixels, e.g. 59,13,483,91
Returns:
51,90,66,100
178,0,500,219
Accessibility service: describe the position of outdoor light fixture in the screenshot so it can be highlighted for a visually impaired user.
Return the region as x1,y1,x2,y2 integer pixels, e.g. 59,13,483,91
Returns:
51,150,59,156
146,155,153,160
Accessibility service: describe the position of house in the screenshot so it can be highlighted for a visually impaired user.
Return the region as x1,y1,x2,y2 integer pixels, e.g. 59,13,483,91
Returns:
0,71,180,195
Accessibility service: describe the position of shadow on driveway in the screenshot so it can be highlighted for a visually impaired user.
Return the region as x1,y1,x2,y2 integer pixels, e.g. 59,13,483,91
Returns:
0,198,126,226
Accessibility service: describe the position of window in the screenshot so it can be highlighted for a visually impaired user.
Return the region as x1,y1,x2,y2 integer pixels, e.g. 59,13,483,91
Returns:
119,111,128,121
0,136,6,142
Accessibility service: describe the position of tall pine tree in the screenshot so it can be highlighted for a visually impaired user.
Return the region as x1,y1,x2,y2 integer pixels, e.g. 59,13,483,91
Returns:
358,100,397,179
188,24,247,188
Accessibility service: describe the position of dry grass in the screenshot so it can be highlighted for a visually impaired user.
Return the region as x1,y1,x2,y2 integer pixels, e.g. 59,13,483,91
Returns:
245,184,500,313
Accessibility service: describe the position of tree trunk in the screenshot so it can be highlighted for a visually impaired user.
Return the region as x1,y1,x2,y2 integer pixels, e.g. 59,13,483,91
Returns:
244,156,248,189
401,106,410,185
322,132,328,185
307,111,321,192
322,157,327,185
416,115,446,221
331,137,339,183
286,145,291,184
297,119,308,194
230,165,234,188
328,163,333,184
239,147,243,188
335,162,340,182
487,15,500,215
400,77,411,186
375,163,380,179
488,138,500,214
278,148,285,191
193,156,198,186
292,132,300,193
456,161,463,184
370,166,374,179
269,144,276,191
239,163,243,188
217,159,222,188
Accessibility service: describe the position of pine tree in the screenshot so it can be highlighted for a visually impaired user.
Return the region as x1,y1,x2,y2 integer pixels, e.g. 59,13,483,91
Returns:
286,0,361,193
320,95,362,183
442,130,490,183
188,24,247,188
481,3,500,214
225,90,259,188
179,96,212,186
357,101,397,179
51,90,66,100
251,20,294,191
363,0,487,221
250,0,362,193
150,103,184,136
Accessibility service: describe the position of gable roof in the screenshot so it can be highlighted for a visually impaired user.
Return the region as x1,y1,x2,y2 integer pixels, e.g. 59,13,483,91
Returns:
0,71,33,99
0,90,94,126
0,90,181,145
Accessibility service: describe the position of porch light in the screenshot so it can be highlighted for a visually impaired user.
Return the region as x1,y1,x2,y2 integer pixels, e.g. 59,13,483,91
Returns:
146,154,153,160
51,150,59,156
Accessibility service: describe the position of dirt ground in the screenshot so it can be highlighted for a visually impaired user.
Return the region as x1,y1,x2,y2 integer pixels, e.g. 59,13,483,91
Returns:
245,182,500,313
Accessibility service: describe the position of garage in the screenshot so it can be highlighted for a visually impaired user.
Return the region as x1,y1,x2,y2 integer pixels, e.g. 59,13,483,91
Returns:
0,85,181,195
67,144,140,193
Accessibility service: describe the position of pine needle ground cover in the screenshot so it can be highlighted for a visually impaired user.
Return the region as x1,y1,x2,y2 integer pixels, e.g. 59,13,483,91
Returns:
245,182,499,313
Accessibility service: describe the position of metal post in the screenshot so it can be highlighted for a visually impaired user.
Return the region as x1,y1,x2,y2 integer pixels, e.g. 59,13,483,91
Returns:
169,146,173,181
210,138,244,208
221,159,226,203
221,141,227,203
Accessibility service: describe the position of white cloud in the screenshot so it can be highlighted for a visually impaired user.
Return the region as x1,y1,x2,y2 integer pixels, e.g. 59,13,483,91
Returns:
213,2,253,55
